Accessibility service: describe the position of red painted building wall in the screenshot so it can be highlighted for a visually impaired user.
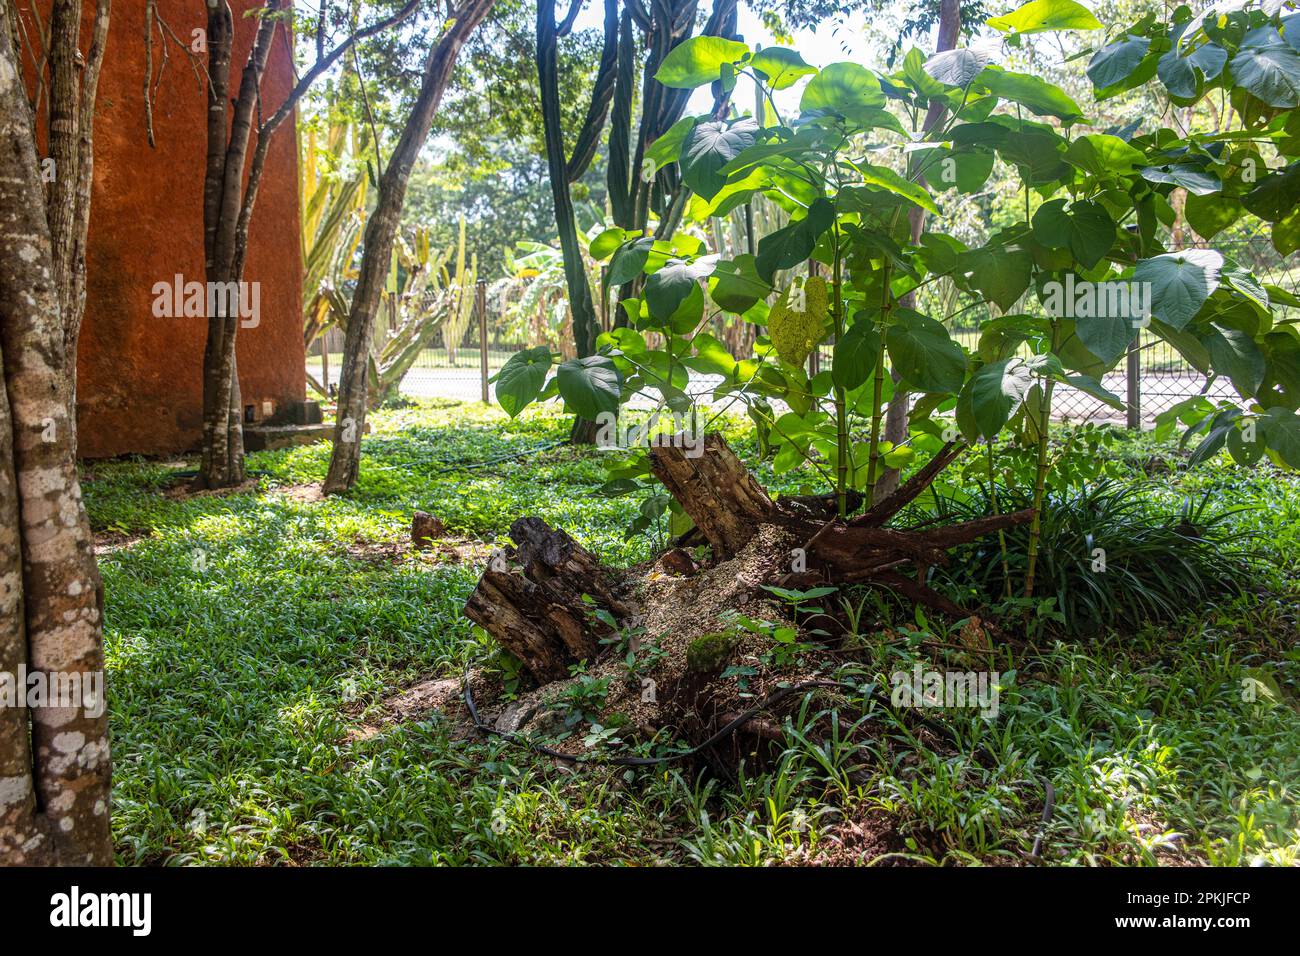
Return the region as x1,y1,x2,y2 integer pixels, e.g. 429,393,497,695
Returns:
20,0,306,458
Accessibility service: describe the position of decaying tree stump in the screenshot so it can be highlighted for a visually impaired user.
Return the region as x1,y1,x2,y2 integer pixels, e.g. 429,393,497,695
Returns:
648,433,774,560
464,517,632,682
465,433,1033,685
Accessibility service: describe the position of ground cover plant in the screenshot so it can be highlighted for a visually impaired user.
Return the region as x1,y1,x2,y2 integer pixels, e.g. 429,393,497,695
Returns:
86,401,1300,865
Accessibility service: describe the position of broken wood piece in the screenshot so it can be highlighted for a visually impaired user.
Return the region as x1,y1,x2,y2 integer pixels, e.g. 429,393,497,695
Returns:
648,432,773,560
463,517,627,682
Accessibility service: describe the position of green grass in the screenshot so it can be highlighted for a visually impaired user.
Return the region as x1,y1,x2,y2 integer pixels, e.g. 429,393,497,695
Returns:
86,400,1300,865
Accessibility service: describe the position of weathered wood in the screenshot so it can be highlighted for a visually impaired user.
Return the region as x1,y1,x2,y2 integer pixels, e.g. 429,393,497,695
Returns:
648,432,773,560
464,518,627,682
411,511,446,549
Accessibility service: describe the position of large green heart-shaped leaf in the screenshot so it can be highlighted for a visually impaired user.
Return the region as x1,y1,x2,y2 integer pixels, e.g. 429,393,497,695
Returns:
750,47,817,90
923,147,996,193
680,118,759,200
961,243,1034,311
1202,324,1265,397
655,36,749,89
1244,161,1300,223
644,257,715,320
606,237,654,287
831,321,880,391
1157,43,1227,98
755,197,834,282
494,346,553,418
1087,35,1151,89
644,116,696,170
800,62,885,116
556,355,623,420
980,68,1084,121
1139,163,1222,196
1230,28,1300,108
709,255,771,313
1063,133,1145,177
1074,312,1137,367
1261,408,1300,469
1031,198,1116,268
1134,250,1223,330
960,357,1035,439
924,47,990,88
988,0,1102,35
885,312,967,394
1184,191,1242,239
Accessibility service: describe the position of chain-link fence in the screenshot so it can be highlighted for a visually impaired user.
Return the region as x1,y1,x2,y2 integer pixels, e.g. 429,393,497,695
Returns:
307,280,530,403
307,230,1296,419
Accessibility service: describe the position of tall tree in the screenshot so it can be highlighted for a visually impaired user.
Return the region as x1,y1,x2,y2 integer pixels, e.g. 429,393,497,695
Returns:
323,0,498,494
196,0,421,489
536,0,738,441
0,0,112,865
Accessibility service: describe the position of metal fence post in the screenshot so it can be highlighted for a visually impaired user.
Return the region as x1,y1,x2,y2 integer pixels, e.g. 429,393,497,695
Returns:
477,279,489,404
1126,337,1141,430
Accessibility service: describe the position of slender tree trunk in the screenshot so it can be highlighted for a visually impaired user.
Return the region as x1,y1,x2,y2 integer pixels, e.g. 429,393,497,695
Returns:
196,0,421,489
877,0,960,502
323,0,497,494
0,5,112,864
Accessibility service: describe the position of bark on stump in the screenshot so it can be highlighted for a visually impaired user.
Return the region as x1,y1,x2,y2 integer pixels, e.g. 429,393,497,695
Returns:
464,517,630,682
466,435,1033,689
648,432,773,560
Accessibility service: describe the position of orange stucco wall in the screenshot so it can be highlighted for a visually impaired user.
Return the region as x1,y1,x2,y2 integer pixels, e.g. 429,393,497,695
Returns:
20,0,305,458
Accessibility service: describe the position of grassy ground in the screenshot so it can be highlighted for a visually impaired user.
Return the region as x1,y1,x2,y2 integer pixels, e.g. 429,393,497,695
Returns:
84,400,1300,865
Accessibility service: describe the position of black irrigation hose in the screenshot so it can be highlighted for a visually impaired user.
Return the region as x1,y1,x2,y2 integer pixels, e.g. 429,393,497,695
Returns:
464,669,1059,859
1030,779,1056,862
462,671,846,767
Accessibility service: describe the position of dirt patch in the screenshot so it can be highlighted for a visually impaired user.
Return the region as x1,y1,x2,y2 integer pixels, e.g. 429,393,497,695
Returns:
345,536,495,568
93,530,147,556
801,809,914,866
161,475,262,500
346,676,468,743
266,481,325,503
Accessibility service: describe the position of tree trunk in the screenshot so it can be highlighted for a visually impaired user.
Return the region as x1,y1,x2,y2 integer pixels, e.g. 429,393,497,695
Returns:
876,0,961,502
323,0,496,495
195,0,423,489
0,6,113,863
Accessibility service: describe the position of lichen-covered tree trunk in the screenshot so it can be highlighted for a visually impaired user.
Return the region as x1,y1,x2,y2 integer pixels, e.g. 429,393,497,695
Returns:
0,8,112,864
323,0,497,494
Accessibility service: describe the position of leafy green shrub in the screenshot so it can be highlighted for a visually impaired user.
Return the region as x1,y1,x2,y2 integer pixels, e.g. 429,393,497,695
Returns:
930,480,1255,635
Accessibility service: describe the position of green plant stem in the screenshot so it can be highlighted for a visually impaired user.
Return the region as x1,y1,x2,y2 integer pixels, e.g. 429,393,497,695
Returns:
1024,334,1059,599
864,254,898,508
831,224,849,518
988,439,1012,600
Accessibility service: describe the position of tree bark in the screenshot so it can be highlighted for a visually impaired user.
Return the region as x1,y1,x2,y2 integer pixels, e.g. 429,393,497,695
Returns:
0,5,112,864
464,517,629,681
323,0,497,495
196,0,422,489
647,432,773,560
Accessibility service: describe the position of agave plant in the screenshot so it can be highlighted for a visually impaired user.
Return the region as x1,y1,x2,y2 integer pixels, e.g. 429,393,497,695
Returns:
436,217,478,365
